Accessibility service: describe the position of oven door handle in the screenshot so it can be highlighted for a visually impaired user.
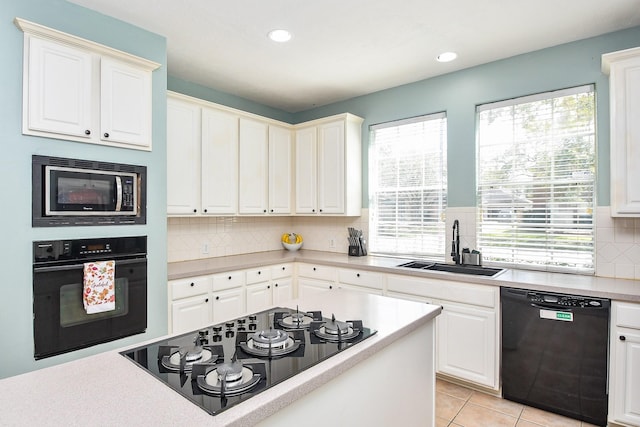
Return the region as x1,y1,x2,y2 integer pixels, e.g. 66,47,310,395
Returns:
115,176,123,212
34,257,146,273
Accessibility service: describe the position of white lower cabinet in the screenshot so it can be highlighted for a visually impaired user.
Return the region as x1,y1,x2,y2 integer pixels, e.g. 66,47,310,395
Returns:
297,278,334,300
171,295,211,334
297,263,337,300
437,302,496,388
168,272,245,334
609,301,640,426
272,278,293,305
211,287,245,324
271,263,294,305
386,273,499,390
168,276,213,334
337,268,384,295
169,264,295,333
245,266,272,313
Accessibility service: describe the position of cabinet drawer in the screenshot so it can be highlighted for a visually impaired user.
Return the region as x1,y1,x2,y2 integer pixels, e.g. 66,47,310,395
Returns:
387,274,497,308
338,268,384,290
212,270,245,291
271,263,293,279
246,267,271,284
170,276,211,300
615,302,640,329
297,263,336,282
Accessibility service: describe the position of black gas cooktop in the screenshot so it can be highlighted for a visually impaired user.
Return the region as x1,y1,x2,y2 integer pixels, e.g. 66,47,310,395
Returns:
120,306,377,415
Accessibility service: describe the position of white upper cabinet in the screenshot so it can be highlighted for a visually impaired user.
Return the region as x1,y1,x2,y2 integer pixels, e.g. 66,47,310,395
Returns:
16,18,160,151
26,36,93,138
294,114,363,215
294,126,318,213
318,120,346,214
238,118,269,214
603,46,640,216
201,107,239,215
167,93,239,216
167,97,201,215
100,58,152,147
268,125,293,214
238,120,293,215
166,92,360,217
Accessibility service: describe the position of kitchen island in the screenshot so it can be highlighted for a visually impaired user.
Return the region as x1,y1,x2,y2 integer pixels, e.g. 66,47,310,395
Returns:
0,290,440,426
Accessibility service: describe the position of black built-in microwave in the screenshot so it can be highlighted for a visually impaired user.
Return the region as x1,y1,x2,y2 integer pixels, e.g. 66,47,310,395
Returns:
32,155,146,227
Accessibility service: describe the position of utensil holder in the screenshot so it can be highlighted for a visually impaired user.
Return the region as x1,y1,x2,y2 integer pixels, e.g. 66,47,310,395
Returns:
349,245,366,257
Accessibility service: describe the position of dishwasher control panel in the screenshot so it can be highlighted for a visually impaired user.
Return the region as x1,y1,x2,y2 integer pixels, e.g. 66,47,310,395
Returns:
527,292,603,308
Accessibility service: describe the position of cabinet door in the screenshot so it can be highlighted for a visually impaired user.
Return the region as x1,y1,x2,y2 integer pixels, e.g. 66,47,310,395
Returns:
238,118,269,214
201,107,238,214
318,120,345,214
26,36,93,138
295,127,318,214
100,57,152,147
246,282,272,313
167,97,201,215
437,302,497,389
268,125,292,214
611,329,640,425
608,52,640,216
171,295,211,334
297,278,334,300
272,278,293,304
212,288,245,323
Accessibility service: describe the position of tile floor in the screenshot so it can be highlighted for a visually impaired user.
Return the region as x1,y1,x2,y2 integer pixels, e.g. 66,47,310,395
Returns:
436,379,600,427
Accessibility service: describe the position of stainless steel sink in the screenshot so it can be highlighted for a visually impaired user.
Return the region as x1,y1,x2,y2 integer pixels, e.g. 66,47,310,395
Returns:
396,261,504,277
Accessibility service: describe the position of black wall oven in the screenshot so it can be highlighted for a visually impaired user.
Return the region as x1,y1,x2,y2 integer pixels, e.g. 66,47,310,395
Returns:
32,155,146,227
33,236,147,360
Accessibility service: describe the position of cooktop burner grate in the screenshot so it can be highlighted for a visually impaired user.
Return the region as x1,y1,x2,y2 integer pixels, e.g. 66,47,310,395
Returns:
158,345,223,373
193,361,265,397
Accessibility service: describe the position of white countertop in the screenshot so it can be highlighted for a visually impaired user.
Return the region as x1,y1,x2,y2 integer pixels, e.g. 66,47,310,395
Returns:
169,249,640,302
0,291,440,426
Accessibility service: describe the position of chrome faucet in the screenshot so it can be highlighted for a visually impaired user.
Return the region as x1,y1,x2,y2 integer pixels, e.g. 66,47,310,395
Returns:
451,220,461,265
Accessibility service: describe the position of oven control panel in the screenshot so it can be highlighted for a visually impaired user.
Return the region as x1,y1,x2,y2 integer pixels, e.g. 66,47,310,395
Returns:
33,236,146,263
79,243,112,255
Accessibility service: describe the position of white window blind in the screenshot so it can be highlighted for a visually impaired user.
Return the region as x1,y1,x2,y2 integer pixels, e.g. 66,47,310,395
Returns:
476,85,595,272
369,113,447,258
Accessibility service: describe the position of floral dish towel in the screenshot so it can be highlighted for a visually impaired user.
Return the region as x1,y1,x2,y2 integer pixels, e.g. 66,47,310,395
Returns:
83,260,115,314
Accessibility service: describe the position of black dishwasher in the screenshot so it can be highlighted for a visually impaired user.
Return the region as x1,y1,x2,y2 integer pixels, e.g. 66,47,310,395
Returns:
501,287,609,426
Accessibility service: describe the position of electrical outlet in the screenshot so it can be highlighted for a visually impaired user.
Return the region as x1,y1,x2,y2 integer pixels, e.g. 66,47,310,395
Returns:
329,238,336,249
202,242,209,254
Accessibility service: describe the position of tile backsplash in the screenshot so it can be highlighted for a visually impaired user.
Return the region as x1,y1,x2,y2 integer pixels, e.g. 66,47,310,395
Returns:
595,206,640,280
167,210,369,263
168,206,640,280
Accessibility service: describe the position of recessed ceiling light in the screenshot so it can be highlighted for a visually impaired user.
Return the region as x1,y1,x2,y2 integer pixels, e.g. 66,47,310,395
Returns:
268,29,292,43
436,52,458,62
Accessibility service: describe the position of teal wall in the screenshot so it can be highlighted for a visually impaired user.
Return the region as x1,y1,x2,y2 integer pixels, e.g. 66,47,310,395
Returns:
0,0,168,378
292,27,640,208
168,75,294,123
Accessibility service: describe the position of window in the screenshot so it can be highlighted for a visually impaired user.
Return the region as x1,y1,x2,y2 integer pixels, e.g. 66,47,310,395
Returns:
476,85,596,272
369,113,447,258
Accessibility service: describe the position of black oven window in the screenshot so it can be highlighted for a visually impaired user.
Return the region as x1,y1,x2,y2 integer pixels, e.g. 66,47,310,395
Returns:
59,278,129,327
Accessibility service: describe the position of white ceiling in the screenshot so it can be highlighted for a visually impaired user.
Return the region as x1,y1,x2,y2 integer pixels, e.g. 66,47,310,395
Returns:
68,0,640,113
